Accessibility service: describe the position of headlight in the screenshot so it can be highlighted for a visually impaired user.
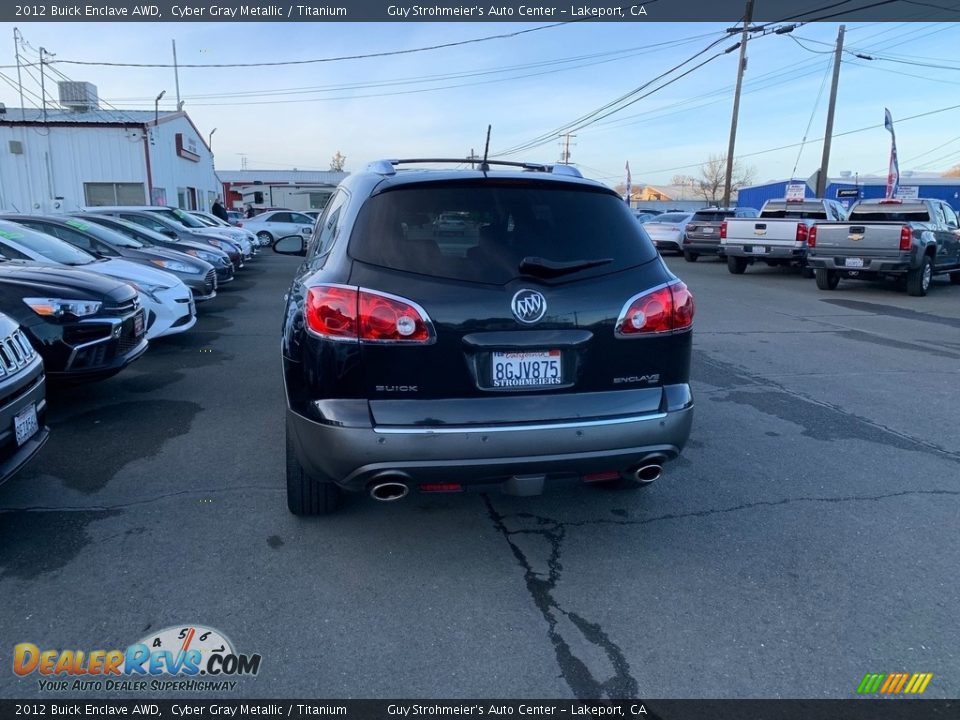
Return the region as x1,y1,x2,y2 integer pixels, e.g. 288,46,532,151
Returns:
149,259,200,274
185,249,221,264
23,297,102,318
204,237,225,249
129,282,171,302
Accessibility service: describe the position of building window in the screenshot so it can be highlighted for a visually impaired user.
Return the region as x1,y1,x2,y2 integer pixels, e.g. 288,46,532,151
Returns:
84,182,146,206
308,192,332,209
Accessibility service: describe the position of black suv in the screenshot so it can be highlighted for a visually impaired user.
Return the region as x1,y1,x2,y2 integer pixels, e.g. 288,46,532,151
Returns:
276,159,695,515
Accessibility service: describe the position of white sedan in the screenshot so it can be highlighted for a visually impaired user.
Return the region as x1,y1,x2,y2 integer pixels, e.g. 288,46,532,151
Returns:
238,211,315,245
642,212,693,254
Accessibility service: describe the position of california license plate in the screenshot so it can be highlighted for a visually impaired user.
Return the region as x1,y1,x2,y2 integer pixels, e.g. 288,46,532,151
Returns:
14,403,39,447
845,257,864,268
749,245,767,254
133,312,145,337
491,350,562,388
702,227,714,235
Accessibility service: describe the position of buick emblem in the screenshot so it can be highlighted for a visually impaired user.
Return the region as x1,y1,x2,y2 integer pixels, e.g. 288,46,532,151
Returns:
511,289,547,324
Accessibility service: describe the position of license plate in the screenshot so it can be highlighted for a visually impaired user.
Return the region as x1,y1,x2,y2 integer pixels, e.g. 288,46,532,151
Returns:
845,257,864,268
133,312,145,337
491,350,562,388
14,404,39,447
702,227,714,235
749,245,767,254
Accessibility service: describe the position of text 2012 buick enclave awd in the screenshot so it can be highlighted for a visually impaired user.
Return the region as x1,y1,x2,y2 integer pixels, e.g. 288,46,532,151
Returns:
276,159,695,515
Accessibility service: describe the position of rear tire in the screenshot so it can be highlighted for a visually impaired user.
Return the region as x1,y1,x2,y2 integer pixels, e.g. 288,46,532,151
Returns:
727,256,748,275
815,268,840,290
286,424,340,516
683,251,699,262
256,231,273,245
907,255,933,297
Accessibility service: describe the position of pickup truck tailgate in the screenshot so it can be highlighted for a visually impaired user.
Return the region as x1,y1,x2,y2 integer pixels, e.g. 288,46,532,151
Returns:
812,222,908,253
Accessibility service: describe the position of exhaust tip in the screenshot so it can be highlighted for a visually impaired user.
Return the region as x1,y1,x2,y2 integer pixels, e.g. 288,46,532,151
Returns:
369,481,409,502
634,463,663,484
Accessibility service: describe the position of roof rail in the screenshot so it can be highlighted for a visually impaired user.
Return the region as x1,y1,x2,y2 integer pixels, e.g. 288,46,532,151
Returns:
366,158,582,178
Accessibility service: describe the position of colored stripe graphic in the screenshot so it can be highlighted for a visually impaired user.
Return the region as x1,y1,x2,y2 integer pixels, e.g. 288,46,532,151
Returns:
858,672,933,694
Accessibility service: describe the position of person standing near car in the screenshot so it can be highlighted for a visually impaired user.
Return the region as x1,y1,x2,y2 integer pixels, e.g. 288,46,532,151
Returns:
211,197,229,222
245,204,256,219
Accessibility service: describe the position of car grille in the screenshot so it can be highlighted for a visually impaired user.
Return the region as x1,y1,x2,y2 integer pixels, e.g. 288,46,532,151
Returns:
0,329,36,378
103,296,141,317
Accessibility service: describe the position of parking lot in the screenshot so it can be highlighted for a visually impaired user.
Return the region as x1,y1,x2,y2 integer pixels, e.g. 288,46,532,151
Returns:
1,251,958,699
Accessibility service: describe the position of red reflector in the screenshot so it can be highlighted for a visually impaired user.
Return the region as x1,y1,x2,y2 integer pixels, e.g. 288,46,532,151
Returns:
899,225,912,251
419,483,463,493
808,225,818,248
583,471,621,483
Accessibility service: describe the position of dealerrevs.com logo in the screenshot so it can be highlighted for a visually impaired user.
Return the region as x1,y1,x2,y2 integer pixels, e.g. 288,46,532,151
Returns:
13,625,261,692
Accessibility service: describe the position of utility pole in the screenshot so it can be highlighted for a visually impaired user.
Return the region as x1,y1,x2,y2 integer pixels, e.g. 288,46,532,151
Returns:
816,24,845,198
172,39,182,108
722,0,754,208
38,46,49,123
559,133,576,165
13,28,25,120
468,148,479,169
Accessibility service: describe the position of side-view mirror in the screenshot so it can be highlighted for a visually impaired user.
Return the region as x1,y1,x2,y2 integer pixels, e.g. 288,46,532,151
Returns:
163,230,178,239
273,235,306,256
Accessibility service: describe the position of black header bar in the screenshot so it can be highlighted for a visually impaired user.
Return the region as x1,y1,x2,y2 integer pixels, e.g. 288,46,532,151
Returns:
5,0,960,23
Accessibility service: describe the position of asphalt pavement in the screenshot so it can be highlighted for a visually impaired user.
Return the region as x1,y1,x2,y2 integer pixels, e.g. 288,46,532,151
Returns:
0,252,957,700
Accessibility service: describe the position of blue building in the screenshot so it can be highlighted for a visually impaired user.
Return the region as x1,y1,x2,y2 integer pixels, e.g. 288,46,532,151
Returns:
737,175,960,213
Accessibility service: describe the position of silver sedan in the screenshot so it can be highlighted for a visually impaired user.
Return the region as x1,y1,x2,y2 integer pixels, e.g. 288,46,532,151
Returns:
643,212,693,254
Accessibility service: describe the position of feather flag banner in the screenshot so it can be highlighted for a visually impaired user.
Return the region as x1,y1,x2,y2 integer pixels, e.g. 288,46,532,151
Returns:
884,108,899,199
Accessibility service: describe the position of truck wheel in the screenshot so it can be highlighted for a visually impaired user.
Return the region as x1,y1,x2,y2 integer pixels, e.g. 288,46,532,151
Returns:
907,255,933,297
683,251,699,262
815,268,840,290
286,424,340,516
727,256,748,275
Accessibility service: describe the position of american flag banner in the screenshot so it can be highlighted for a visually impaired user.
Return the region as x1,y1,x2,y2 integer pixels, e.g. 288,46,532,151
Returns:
884,108,899,199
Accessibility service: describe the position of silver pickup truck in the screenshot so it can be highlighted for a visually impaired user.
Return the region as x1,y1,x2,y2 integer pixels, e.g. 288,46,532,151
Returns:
720,198,848,276
807,198,960,296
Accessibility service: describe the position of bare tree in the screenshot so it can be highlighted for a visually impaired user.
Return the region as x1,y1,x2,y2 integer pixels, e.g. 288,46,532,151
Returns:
695,154,754,204
329,151,347,172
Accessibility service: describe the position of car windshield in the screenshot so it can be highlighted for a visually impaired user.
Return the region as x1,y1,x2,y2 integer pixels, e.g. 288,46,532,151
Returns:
349,181,657,284
0,221,96,265
65,218,148,249
86,216,161,245
192,214,219,227
153,207,208,229
653,213,691,224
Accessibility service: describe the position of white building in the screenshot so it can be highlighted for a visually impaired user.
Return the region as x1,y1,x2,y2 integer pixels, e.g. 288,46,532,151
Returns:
0,89,219,214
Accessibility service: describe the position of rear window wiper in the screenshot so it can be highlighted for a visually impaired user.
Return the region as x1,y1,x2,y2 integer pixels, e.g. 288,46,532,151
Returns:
518,256,613,278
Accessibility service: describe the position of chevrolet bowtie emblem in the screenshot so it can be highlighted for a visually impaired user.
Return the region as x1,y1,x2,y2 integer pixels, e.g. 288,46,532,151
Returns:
849,233,864,242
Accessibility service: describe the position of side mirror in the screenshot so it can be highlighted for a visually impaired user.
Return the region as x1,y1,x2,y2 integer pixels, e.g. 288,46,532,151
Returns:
163,230,178,239
273,235,306,256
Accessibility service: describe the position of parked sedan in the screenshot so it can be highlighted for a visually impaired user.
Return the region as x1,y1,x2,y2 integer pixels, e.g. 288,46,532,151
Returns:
0,219,195,340
238,210,315,245
49,215,217,301
0,309,49,485
90,210,244,271
78,214,235,286
0,261,147,382
643,212,694,255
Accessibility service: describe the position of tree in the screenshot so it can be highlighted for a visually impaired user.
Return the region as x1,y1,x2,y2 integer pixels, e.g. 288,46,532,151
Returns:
946,163,960,178
695,154,755,204
329,151,347,172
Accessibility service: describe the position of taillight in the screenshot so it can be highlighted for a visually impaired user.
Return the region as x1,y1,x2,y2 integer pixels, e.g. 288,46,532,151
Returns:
796,223,809,243
808,225,817,248
899,225,912,251
616,281,695,337
719,221,727,239
305,285,434,343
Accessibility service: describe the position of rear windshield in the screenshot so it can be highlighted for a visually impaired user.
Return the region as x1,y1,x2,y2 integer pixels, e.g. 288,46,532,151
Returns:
849,209,931,222
692,211,735,222
649,213,690,224
760,210,828,219
349,182,657,284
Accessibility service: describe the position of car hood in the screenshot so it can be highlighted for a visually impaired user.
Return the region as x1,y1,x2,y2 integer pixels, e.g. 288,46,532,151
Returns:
0,261,137,303
132,247,211,272
86,258,187,289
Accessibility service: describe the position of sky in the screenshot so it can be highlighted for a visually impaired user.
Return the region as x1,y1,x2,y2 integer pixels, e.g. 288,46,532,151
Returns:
1,17,959,189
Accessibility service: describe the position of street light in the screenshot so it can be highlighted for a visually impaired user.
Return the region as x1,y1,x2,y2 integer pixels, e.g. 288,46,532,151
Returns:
154,90,166,125
209,128,217,149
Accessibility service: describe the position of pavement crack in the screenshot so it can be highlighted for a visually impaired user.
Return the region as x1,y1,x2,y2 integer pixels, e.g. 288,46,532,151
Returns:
483,495,640,700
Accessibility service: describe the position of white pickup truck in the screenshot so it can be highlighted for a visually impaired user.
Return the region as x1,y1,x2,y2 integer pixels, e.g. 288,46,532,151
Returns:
720,198,848,276
806,198,960,296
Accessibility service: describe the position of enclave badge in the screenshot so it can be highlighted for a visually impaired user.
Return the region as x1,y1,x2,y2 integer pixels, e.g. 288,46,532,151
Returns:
511,289,547,324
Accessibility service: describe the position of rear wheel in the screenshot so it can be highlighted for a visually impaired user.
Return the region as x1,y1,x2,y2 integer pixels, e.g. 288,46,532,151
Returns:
286,424,340,515
906,255,933,297
683,251,699,262
727,256,748,275
815,268,840,290
256,231,273,245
